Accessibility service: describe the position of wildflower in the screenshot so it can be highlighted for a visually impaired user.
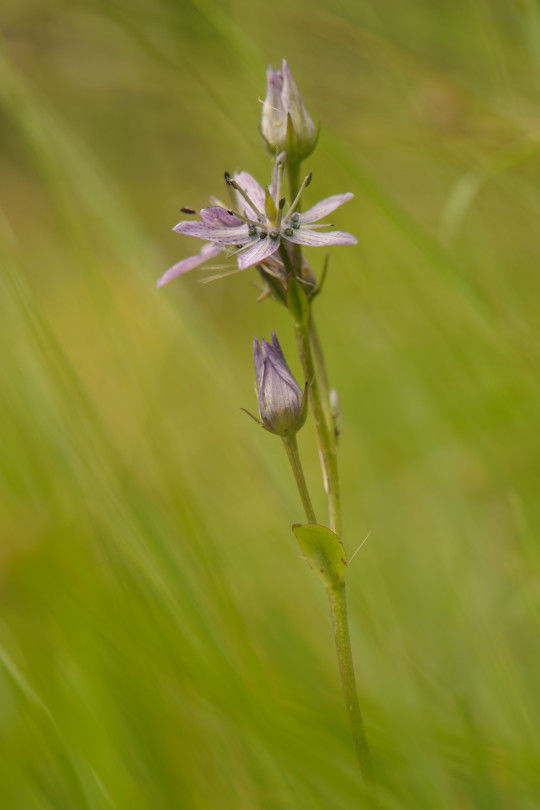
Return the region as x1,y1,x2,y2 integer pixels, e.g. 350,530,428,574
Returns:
261,60,317,161
157,154,356,287
253,332,307,436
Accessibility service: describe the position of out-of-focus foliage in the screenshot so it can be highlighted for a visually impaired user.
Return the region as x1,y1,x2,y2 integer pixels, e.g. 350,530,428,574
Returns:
1,0,540,807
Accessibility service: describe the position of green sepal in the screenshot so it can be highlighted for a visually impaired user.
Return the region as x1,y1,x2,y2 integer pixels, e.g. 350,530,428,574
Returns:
292,523,347,589
287,275,310,327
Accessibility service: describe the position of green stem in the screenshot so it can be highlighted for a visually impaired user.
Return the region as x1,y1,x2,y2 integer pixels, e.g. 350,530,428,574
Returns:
309,317,334,449
328,583,374,782
278,242,295,277
295,311,373,778
287,158,371,779
286,159,301,202
282,433,317,525
295,314,341,537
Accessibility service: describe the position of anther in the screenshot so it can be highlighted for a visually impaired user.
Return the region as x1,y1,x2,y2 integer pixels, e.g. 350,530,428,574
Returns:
180,207,197,214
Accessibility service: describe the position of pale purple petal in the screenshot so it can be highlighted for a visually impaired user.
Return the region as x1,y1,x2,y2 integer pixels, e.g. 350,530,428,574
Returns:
261,66,285,137
281,60,315,141
267,64,284,95
156,243,221,288
174,220,250,244
200,206,243,227
236,236,280,269
285,229,358,247
298,193,354,224
232,171,266,218
264,333,302,395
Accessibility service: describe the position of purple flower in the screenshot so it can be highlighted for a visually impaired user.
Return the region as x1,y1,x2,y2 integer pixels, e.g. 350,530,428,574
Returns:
261,60,317,161
157,155,356,287
253,332,307,436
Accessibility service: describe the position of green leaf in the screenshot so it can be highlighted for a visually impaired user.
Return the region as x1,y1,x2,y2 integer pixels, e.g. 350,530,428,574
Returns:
292,523,347,589
287,275,310,326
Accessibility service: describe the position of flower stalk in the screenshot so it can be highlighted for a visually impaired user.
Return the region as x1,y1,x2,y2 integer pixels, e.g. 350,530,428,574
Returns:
328,583,374,781
283,145,372,779
294,312,341,537
282,433,317,525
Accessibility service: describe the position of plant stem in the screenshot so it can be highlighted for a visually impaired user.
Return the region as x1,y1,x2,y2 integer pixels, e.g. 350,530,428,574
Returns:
286,159,301,205
282,433,317,525
309,317,333,433
328,582,374,782
295,314,341,537
295,311,373,779
286,155,371,778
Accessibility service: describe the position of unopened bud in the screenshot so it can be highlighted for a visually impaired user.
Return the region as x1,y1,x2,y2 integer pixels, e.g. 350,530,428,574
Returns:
261,60,317,162
253,332,307,436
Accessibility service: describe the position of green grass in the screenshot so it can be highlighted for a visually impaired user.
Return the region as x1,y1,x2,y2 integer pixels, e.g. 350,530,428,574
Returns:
1,0,540,807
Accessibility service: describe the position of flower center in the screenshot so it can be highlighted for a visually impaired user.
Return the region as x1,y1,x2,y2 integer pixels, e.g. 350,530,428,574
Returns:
225,159,312,246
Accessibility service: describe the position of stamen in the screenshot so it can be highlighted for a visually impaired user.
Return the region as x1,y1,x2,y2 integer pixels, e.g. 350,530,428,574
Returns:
226,177,265,221
180,207,197,214
282,172,313,225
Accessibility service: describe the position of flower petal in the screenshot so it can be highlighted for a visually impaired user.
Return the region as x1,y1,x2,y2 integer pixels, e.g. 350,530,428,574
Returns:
261,66,285,147
174,220,250,244
232,171,266,218
285,228,358,247
200,206,243,227
297,193,354,224
236,236,280,269
156,243,221,288
264,332,302,395
281,60,316,141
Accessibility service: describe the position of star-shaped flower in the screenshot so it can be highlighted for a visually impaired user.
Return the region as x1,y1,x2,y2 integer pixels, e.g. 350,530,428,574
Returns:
157,155,356,288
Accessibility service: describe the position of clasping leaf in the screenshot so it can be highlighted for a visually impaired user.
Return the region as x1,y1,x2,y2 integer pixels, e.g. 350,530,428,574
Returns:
292,523,347,589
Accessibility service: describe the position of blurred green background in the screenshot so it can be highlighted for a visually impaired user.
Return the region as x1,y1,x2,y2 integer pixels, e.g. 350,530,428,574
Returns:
2,0,540,807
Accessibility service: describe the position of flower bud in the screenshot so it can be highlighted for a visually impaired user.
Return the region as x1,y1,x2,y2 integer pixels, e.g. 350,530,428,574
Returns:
253,332,307,436
261,60,317,162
